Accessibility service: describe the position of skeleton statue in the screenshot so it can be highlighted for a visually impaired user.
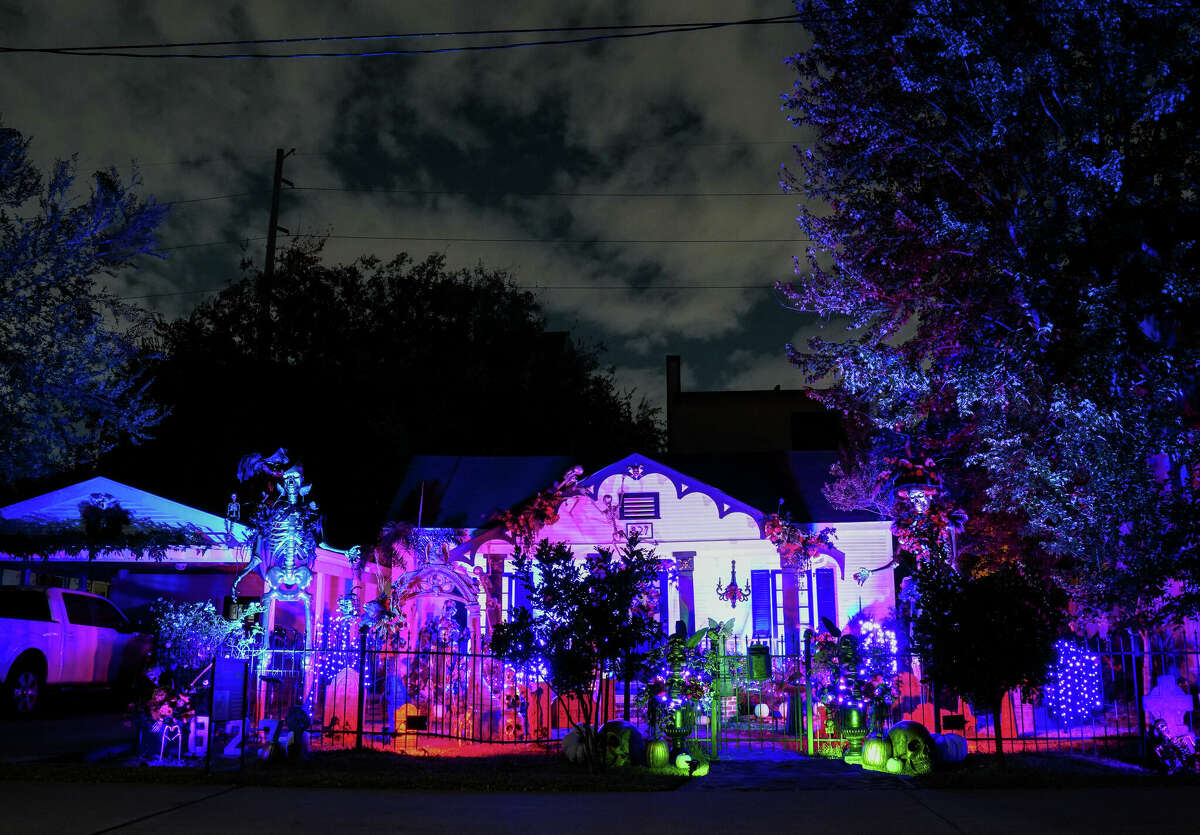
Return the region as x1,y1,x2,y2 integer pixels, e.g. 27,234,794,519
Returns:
232,449,361,649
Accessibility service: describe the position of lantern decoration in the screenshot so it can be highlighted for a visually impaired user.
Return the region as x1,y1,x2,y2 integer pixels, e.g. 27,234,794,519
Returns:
1046,640,1102,726
646,739,670,769
747,644,772,681
861,734,893,772
714,560,751,607
754,703,770,720
885,757,904,775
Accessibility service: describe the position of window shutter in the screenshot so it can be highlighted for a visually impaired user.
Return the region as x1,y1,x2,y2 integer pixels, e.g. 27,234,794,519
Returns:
510,574,529,614
751,570,775,639
815,567,837,630
657,568,670,635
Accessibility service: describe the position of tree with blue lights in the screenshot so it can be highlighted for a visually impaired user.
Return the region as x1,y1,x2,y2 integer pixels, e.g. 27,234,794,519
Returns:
490,534,662,772
780,1,1200,631
0,119,166,487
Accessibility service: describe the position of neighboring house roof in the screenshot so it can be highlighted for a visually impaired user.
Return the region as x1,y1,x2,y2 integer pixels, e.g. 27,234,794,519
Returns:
654,451,882,524
386,455,577,528
0,475,251,546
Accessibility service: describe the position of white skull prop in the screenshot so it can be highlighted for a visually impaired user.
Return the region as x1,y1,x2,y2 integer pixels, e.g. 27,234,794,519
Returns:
888,720,934,775
562,725,588,764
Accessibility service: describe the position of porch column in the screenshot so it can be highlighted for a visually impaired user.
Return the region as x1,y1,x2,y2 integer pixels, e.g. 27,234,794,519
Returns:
780,552,804,736
674,552,696,635
656,559,673,637
484,553,505,638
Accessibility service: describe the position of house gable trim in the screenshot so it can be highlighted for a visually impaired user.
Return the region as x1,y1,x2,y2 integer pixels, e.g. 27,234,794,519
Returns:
579,453,765,535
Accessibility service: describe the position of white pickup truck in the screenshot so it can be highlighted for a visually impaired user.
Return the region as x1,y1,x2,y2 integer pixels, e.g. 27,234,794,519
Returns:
0,586,150,715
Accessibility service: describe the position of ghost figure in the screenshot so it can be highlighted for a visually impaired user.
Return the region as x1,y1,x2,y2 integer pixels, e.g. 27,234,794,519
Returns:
233,450,360,649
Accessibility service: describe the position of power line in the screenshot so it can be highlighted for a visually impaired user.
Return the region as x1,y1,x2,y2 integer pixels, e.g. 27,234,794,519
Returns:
124,139,801,167
320,234,803,244
118,281,783,302
292,187,794,198
1,15,800,59
155,234,805,251
5,15,801,53
159,237,265,252
160,188,795,204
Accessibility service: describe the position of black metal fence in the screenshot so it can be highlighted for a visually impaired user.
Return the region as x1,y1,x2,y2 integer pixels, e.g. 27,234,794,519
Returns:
143,627,1199,763
659,630,1200,759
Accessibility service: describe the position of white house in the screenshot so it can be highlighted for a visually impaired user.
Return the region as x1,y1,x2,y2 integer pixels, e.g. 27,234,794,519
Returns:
396,453,898,652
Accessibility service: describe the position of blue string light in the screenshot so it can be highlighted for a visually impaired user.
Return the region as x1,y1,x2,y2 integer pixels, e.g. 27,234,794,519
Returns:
1047,640,1102,726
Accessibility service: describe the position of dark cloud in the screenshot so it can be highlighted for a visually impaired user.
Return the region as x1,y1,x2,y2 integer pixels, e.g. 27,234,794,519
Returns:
2,1,817,412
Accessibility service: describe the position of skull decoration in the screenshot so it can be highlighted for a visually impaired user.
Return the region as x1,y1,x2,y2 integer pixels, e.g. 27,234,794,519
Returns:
887,720,935,776
599,719,645,769
562,725,587,764
503,716,526,741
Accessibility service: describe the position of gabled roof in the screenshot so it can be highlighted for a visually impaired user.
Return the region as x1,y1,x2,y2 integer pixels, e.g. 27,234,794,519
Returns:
0,476,250,545
579,453,765,528
392,451,880,539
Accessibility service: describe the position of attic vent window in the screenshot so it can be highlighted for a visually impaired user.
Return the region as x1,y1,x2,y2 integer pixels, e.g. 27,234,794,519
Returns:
619,492,659,520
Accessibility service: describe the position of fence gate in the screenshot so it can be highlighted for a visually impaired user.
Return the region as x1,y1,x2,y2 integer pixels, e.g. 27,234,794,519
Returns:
697,643,808,758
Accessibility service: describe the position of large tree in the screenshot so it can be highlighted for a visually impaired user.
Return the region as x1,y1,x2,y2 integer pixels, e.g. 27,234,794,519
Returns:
111,241,662,541
780,1,1200,629
0,120,166,489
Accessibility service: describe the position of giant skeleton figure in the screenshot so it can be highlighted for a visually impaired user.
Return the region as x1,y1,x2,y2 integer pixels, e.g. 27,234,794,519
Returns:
232,450,360,649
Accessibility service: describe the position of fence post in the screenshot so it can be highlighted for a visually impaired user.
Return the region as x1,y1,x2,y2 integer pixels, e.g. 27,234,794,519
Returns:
356,627,368,750
803,628,814,756
1132,632,1147,763
786,629,802,737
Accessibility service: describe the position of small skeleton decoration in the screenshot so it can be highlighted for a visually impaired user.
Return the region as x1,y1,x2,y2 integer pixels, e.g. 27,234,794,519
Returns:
231,449,360,649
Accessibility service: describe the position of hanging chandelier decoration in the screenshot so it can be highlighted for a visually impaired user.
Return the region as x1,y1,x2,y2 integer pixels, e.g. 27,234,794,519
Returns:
715,560,751,608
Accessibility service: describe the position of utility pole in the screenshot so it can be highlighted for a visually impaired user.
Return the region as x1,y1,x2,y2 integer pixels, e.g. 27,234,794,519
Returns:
259,147,294,346
264,147,295,285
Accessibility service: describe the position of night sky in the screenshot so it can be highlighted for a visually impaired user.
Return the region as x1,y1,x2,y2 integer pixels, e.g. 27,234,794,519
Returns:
0,1,820,413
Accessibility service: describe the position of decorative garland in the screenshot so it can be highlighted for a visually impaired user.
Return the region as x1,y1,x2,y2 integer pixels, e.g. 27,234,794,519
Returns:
763,513,836,570
492,466,584,549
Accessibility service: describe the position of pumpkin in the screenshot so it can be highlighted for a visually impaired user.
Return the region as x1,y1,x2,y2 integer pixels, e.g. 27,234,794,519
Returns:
674,751,710,777
933,733,967,763
646,740,670,769
885,757,904,775
861,735,893,771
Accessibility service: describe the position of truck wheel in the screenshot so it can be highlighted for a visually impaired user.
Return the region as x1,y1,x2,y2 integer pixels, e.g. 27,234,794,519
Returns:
6,662,44,716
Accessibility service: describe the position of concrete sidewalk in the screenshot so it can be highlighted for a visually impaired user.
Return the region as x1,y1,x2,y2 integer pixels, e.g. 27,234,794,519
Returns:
2,779,1197,835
